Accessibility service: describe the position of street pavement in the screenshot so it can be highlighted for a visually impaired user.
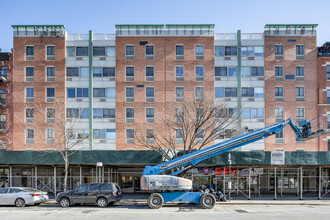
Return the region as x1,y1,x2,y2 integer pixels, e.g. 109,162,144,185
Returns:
1,194,330,220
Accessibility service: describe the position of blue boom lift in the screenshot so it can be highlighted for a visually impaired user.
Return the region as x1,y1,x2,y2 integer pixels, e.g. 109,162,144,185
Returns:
140,118,329,209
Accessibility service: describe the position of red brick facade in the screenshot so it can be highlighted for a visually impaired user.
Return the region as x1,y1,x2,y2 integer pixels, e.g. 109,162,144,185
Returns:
12,36,66,150
264,35,319,151
115,37,214,150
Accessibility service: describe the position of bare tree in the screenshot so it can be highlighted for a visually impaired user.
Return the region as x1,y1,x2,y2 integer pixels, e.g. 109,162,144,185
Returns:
135,91,240,161
22,99,89,191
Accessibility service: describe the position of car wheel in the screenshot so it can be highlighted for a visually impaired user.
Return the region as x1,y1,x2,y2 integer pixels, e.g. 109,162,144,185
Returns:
59,198,70,208
147,193,163,209
97,198,108,208
15,198,26,207
199,193,216,209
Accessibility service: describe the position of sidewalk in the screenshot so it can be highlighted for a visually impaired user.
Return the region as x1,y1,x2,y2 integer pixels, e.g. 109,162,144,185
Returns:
46,193,330,206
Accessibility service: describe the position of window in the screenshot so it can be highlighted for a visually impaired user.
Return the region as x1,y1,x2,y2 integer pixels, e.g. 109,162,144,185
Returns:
242,88,254,97
26,87,34,102
215,46,224,56
242,108,251,119
46,67,55,81
77,88,89,98
241,67,250,77
93,88,105,97
241,46,254,56
176,128,184,139
106,46,115,56
26,108,34,123
126,108,134,122
146,66,154,81
327,91,330,104
80,109,89,119
0,90,5,105
254,46,264,56
296,87,304,97
296,66,304,77
296,45,304,55
67,108,79,118
93,108,102,119
47,45,55,59
25,67,34,81
146,108,154,123
106,88,116,99
26,46,34,57
175,45,184,56
126,87,135,102
67,88,75,98
215,87,224,98
26,128,34,144
196,129,205,139
254,88,264,98
126,129,135,138
327,116,330,129
251,67,264,76
106,129,116,139
103,67,115,77
275,45,283,55
126,66,134,81
176,87,184,102
195,87,204,101
296,107,305,119
215,67,227,77
146,129,155,140
275,107,284,119
76,47,88,56
228,67,237,77
103,109,115,118
176,108,184,124
328,139,330,151
93,47,105,56
80,67,89,77
47,108,55,123
66,46,75,57
94,129,106,139
46,87,55,102
146,87,155,102
176,66,184,81
93,67,102,77
196,108,204,121
195,45,204,57
126,45,134,56
46,128,55,144
67,67,79,77
146,45,154,56
195,66,204,80
0,67,7,79
225,46,237,56
275,130,284,139
275,87,283,97
327,66,330,80
275,66,283,76
225,88,237,97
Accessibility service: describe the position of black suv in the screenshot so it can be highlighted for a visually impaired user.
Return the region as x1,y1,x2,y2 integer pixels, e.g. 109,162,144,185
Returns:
56,183,122,208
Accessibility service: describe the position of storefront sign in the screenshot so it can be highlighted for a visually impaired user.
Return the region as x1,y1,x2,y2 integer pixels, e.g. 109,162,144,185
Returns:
203,168,210,175
271,151,285,165
215,168,238,176
239,168,264,177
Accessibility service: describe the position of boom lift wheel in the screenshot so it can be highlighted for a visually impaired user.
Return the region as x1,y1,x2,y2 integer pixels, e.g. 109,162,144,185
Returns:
199,193,216,209
147,193,164,209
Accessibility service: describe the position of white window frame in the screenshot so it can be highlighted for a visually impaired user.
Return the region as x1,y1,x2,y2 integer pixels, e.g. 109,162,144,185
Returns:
125,66,135,82
46,66,55,82
46,87,55,103
25,45,34,60
25,66,34,82
46,45,55,61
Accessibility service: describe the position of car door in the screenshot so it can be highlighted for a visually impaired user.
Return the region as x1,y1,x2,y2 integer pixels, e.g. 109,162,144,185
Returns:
85,184,100,204
69,184,88,204
0,188,9,205
6,188,22,205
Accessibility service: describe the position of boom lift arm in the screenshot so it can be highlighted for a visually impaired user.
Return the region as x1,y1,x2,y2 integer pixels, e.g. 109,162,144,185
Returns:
141,118,328,209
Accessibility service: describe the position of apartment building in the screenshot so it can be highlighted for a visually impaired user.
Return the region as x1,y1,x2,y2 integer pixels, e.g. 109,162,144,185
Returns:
264,24,319,151
0,51,12,150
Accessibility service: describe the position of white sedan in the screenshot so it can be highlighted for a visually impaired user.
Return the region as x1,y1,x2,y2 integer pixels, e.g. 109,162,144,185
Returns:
0,187,49,207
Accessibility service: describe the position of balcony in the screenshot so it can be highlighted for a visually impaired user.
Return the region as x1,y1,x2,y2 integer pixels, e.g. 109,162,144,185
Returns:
0,98,6,108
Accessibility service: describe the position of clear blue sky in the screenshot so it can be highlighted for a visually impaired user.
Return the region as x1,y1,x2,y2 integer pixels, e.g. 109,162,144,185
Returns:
1,0,329,52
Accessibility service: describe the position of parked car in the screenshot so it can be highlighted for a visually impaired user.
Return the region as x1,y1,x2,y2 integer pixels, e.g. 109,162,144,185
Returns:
0,187,49,207
56,183,122,208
